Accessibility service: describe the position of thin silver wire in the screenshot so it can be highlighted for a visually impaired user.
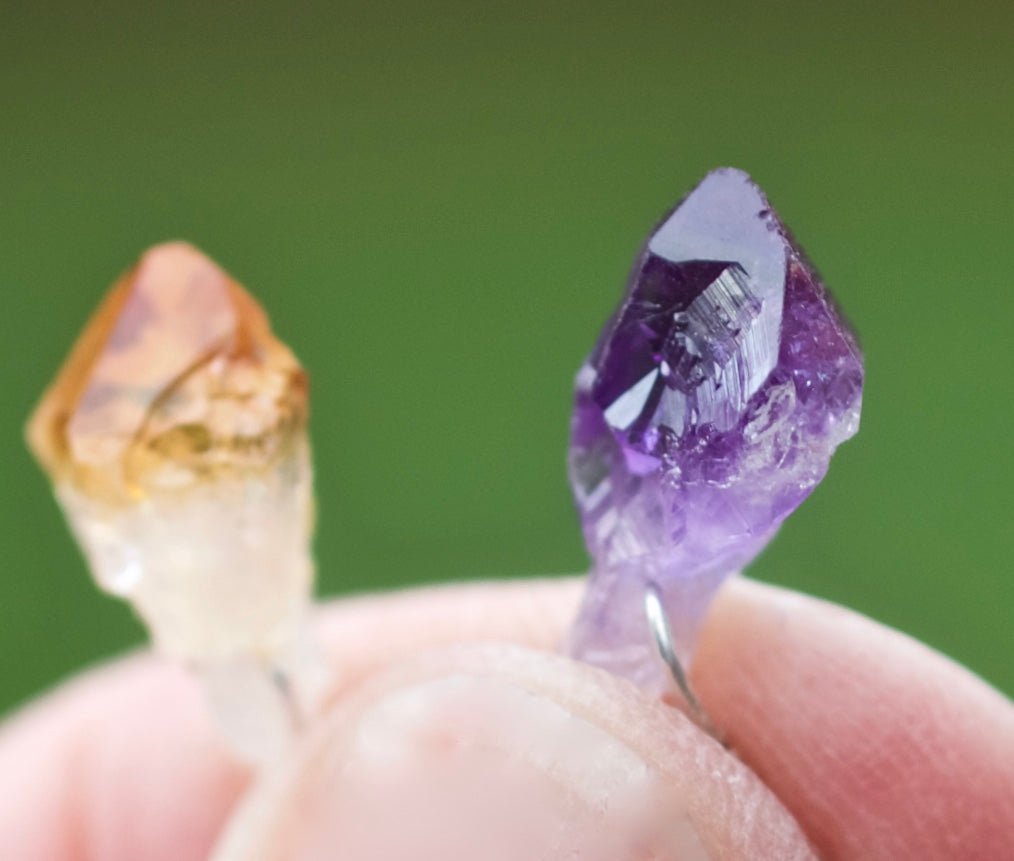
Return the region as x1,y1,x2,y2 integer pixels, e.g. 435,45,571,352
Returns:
271,664,305,732
644,583,705,717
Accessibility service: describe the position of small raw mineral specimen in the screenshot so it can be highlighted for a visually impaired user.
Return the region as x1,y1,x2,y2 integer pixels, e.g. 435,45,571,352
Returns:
27,242,319,762
567,168,864,691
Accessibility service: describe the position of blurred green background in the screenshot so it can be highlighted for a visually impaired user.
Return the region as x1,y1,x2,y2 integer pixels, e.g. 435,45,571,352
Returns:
1,0,1011,715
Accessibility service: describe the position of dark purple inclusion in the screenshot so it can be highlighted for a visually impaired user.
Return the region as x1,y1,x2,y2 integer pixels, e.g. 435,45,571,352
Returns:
566,168,863,688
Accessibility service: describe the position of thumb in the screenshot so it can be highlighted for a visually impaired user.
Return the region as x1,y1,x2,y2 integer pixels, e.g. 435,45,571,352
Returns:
212,643,813,861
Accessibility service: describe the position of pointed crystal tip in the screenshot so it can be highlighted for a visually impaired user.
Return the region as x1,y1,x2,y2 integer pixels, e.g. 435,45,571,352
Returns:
27,242,308,504
566,168,864,685
570,168,863,571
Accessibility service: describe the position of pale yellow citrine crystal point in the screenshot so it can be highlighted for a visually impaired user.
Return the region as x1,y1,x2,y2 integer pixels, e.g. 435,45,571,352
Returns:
27,242,316,671
27,241,308,504
28,242,323,764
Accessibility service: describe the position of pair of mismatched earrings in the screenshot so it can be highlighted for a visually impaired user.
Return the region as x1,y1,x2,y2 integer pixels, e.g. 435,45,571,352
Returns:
26,168,863,765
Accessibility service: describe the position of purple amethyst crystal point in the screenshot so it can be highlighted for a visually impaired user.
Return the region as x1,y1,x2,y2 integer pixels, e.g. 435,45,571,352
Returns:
567,168,863,690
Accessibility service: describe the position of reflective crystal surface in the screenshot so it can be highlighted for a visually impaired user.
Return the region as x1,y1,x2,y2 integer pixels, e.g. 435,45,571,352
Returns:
27,243,314,665
28,241,307,505
567,169,864,689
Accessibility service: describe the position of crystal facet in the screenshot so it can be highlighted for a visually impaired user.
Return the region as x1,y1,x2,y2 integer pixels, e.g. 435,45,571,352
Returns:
27,243,315,668
28,241,307,506
567,169,863,689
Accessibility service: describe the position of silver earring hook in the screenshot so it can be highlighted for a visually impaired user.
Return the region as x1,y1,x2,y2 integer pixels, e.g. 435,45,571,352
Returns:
644,582,713,730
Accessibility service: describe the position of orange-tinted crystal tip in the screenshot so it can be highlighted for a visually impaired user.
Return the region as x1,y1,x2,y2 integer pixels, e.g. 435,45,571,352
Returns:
27,242,308,503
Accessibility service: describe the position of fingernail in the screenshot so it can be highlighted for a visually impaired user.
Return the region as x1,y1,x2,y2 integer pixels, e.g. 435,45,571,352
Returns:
240,672,711,860
214,644,815,861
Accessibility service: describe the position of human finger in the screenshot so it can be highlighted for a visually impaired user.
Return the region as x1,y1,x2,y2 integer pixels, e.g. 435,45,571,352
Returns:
692,578,1014,859
211,642,814,860
0,580,580,861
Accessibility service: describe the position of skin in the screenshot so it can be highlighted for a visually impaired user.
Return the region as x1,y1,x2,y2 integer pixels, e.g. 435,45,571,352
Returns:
1,577,1012,859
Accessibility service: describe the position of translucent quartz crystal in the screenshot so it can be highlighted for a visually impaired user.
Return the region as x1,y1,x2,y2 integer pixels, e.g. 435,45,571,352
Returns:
27,243,321,762
567,169,864,691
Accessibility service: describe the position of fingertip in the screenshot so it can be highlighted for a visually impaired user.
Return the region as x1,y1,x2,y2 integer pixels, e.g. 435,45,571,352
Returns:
0,656,246,861
694,578,1014,860
213,643,815,861
0,580,583,861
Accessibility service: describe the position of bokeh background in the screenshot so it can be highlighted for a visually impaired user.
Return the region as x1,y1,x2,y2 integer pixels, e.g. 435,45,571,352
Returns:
2,0,1011,715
